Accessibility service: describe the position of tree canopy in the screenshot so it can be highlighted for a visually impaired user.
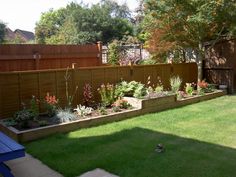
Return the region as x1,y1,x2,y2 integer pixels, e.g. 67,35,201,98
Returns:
0,21,6,43
35,0,133,44
142,0,236,56
140,0,236,79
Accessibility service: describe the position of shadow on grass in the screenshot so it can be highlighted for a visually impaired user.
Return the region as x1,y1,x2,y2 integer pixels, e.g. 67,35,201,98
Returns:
26,127,236,177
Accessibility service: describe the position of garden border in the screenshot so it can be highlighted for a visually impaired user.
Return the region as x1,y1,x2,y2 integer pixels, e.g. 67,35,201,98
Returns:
0,90,226,142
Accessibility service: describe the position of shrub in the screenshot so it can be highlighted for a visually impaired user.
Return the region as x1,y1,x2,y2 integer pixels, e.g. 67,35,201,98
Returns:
112,98,131,109
74,105,93,117
185,83,194,96
155,85,164,93
170,76,182,93
3,118,17,127
108,40,120,65
197,80,214,94
45,93,58,117
98,106,108,115
97,83,115,107
52,109,77,123
38,120,48,127
177,91,186,100
14,108,35,128
112,106,122,112
138,58,157,65
115,81,147,99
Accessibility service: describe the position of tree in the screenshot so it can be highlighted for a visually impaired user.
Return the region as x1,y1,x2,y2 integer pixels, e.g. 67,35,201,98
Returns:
143,0,236,80
35,8,67,44
0,21,6,43
35,1,133,44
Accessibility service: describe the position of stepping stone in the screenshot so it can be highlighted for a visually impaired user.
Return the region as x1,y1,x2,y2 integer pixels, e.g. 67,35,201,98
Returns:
79,168,119,177
5,153,63,177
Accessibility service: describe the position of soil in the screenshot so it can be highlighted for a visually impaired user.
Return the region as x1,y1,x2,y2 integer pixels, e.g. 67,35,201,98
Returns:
11,107,133,131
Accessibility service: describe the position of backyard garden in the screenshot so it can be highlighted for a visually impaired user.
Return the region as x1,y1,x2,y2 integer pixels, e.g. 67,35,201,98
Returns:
0,66,224,142
25,95,236,177
0,0,236,177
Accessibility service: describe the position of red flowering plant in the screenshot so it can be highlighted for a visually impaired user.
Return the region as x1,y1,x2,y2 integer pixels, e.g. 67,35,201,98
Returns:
197,80,214,94
44,93,59,117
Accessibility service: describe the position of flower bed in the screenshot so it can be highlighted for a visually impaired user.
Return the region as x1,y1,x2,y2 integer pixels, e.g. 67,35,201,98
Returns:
0,90,225,142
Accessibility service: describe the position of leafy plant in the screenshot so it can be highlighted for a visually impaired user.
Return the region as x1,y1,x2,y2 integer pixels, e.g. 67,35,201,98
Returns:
155,85,164,93
97,83,115,107
30,95,39,119
134,85,147,98
83,84,94,107
155,77,164,93
115,81,147,99
38,120,48,127
185,83,194,96
177,91,186,100
112,98,132,109
74,105,93,117
98,106,108,115
14,108,35,128
139,58,157,65
198,80,214,94
64,68,78,109
45,92,58,117
108,40,120,65
3,118,17,127
52,109,77,123
170,76,182,93
112,106,121,112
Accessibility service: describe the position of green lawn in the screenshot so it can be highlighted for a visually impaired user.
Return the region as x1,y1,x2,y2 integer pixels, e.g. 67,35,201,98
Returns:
26,95,236,177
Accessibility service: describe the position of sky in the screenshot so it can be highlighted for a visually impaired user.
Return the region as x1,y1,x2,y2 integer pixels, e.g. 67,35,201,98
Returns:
0,0,138,32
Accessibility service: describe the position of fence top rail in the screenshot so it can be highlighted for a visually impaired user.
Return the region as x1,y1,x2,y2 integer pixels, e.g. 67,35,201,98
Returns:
0,44,99,47
0,62,197,75
0,53,99,60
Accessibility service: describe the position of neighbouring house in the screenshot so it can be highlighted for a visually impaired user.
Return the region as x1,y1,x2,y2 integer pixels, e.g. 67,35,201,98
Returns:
4,28,35,43
4,28,15,41
14,29,35,42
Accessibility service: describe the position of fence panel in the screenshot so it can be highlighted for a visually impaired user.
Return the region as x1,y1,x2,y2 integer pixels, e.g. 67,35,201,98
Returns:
0,63,197,118
0,74,20,118
0,43,102,71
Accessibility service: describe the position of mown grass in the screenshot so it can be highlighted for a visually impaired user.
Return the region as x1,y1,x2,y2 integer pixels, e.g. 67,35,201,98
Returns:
26,95,236,177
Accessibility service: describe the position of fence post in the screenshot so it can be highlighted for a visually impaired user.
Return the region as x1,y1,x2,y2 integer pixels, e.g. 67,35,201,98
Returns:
97,41,103,65
33,52,40,70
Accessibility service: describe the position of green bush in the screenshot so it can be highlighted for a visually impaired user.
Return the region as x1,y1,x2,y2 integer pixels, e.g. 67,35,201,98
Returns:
115,81,147,99
97,83,116,107
185,83,194,96
108,40,120,65
14,108,35,128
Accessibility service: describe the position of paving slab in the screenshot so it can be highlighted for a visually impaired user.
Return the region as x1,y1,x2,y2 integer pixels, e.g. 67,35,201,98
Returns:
79,168,119,177
5,153,63,177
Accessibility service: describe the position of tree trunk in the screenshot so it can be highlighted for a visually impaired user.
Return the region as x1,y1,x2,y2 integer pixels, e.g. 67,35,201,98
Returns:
196,43,204,81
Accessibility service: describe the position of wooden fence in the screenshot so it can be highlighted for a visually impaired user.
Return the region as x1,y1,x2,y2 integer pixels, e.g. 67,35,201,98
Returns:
0,63,197,118
0,42,102,71
204,38,236,93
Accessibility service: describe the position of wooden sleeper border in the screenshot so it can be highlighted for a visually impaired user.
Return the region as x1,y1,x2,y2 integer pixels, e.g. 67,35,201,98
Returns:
0,90,226,142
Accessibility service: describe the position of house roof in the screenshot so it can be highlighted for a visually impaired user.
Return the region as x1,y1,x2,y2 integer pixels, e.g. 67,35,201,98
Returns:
14,29,35,41
4,28,16,41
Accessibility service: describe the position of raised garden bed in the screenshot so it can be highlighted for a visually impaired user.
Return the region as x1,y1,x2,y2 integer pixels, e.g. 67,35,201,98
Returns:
0,90,225,142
